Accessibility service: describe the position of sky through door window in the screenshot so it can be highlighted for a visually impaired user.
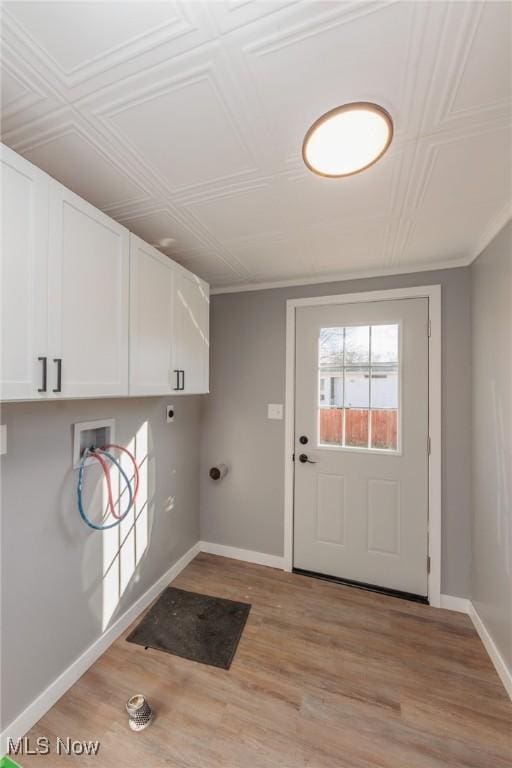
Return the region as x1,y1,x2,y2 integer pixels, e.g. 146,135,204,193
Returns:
318,324,399,451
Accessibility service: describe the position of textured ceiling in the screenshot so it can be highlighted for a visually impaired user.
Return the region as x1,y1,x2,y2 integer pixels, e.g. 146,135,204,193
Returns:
1,1,511,291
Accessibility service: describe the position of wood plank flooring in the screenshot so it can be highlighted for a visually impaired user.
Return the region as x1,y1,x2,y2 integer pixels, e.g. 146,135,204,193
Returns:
21,554,512,767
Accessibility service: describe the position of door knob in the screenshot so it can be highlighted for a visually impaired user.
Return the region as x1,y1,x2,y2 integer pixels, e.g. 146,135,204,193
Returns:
299,453,316,464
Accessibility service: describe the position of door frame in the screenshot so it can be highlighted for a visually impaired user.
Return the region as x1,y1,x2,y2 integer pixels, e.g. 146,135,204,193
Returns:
284,285,442,607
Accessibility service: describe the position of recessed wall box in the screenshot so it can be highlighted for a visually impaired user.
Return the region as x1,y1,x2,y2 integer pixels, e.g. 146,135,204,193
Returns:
73,419,115,469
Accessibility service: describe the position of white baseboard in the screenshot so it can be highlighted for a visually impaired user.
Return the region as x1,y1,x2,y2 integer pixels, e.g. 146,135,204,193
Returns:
441,594,511,700
440,594,471,613
469,602,512,700
1,539,283,754
0,541,201,756
199,541,285,569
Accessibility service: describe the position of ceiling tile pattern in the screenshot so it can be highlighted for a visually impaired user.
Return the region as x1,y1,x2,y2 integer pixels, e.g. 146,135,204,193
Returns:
1,0,511,289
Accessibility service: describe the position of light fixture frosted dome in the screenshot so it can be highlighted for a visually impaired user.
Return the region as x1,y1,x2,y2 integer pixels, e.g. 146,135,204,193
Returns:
302,102,393,177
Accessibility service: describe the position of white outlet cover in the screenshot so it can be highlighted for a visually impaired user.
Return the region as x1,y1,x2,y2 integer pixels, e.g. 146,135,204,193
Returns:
0,425,6,455
166,405,175,423
267,403,283,420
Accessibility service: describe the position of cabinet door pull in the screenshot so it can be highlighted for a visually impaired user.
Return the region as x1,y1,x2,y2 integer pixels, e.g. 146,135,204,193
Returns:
174,370,181,391
180,370,185,391
37,356,47,392
53,358,62,393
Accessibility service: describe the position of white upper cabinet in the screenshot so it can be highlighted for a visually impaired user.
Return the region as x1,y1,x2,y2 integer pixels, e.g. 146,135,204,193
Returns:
0,144,208,401
48,183,129,398
1,145,49,401
172,269,210,394
129,236,210,396
129,235,174,396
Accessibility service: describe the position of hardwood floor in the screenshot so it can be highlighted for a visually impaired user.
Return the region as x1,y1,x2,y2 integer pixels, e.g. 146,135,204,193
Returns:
22,553,511,767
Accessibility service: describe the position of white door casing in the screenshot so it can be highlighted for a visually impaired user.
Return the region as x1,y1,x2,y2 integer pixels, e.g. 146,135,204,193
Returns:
284,287,442,606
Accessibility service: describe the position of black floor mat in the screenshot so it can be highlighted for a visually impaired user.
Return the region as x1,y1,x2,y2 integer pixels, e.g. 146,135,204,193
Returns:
126,587,251,670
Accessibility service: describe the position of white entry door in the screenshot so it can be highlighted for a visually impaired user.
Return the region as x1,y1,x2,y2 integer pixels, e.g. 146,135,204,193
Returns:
293,298,429,597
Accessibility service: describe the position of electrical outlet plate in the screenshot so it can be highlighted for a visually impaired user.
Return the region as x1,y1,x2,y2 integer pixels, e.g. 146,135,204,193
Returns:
267,403,284,420
0,425,6,455
73,419,115,468
166,405,175,423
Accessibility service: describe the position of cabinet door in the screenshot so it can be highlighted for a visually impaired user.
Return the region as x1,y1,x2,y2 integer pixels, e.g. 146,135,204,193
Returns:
173,269,210,394
48,183,129,398
129,235,174,395
1,145,49,401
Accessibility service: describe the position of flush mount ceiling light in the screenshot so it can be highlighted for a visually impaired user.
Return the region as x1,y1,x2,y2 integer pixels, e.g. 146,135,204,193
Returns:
302,102,393,178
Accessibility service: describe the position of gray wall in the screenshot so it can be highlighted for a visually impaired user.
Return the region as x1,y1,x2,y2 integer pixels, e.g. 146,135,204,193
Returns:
4,251,508,729
1,396,200,729
200,267,472,597
471,222,512,671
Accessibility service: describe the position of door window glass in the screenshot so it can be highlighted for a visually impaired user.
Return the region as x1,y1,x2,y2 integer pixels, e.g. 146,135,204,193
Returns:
345,325,370,363
318,324,399,451
371,324,398,363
